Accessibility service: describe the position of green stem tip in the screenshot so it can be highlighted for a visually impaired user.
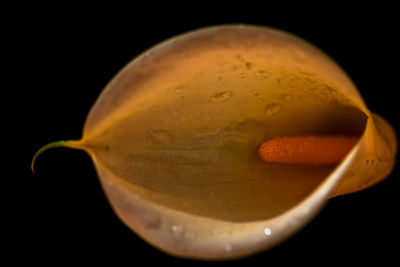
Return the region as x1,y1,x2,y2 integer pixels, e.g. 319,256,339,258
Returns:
31,140,82,175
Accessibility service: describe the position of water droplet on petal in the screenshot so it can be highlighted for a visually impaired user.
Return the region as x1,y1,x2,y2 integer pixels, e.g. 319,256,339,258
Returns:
171,225,183,236
150,130,171,146
264,103,281,116
279,93,292,101
141,211,161,230
264,228,272,235
174,85,184,93
209,91,232,103
225,243,233,252
193,72,204,79
245,62,254,69
365,159,375,167
236,54,244,61
239,72,248,79
212,228,220,235
256,70,271,79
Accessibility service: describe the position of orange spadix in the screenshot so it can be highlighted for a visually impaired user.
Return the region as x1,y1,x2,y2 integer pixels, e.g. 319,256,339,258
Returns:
258,136,359,165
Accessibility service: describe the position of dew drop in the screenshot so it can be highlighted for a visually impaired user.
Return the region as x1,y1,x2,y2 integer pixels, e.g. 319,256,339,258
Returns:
264,228,272,236
212,228,220,235
365,159,375,167
193,72,204,79
141,211,161,230
236,54,244,61
239,72,248,79
245,62,254,69
174,85,184,93
150,130,171,146
231,65,240,71
171,225,183,236
225,243,233,252
264,103,281,116
209,91,232,103
256,70,271,79
279,93,292,101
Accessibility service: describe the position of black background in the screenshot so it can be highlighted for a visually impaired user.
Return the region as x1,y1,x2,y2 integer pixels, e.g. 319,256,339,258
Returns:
11,4,399,266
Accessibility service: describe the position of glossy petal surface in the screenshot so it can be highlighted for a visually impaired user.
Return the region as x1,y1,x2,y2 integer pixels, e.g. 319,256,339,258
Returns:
37,25,397,260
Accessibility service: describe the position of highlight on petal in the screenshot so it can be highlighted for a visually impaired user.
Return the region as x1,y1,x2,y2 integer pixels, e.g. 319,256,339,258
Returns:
32,25,397,260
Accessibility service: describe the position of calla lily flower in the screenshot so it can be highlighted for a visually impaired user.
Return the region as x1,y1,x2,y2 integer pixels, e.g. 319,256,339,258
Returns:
32,25,397,260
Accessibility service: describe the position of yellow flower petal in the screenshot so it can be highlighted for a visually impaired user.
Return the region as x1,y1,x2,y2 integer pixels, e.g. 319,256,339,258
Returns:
33,25,397,260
